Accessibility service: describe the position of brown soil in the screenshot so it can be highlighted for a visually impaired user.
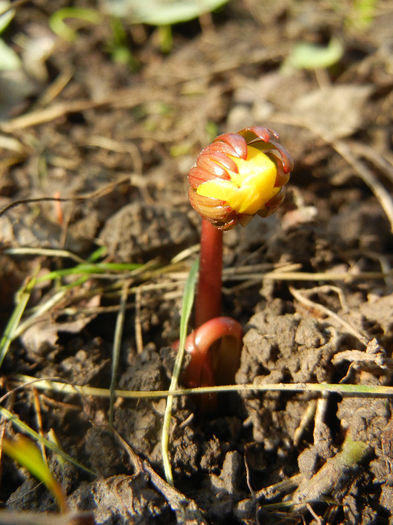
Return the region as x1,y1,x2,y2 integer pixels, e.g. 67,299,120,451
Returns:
1,1,393,524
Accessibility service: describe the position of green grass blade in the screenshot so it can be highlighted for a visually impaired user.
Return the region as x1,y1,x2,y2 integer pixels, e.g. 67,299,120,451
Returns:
161,257,199,485
35,262,143,284
178,258,199,350
3,435,68,512
0,278,35,368
0,407,95,476
14,289,66,339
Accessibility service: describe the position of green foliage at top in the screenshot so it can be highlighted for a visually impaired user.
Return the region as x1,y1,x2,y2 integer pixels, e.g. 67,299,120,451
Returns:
0,1,21,70
0,0,14,34
100,0,228,26
347,0,378,31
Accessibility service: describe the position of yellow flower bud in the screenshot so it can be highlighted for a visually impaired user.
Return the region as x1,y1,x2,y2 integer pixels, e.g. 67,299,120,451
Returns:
196,145,279,216
188,127,293,230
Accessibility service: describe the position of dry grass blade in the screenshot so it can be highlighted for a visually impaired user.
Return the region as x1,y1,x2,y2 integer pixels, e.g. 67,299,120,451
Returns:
13,374,393,399
270,113,393,231
0,176,130,217
0,511,94,525
333,139,393,232
0,87,174,133
4,247,86,263
349,140,393,184
14,289,67,339
109,281,131,426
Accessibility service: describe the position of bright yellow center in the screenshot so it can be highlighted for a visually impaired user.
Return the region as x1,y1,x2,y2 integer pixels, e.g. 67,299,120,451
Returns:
196,146,279,215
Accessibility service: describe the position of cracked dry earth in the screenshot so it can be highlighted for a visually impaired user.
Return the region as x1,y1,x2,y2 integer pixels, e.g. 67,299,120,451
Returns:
1,1,393,524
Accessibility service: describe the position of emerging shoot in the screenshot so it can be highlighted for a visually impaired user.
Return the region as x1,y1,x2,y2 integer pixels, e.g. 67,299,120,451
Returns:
184,126,293,408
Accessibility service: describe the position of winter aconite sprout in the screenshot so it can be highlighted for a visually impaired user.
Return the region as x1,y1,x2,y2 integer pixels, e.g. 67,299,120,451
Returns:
188,126,293,230
183,126,293,410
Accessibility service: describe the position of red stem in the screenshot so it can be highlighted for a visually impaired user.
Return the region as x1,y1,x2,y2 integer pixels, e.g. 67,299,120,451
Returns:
183,317,243,389
195,218,223,328
177,217,242,412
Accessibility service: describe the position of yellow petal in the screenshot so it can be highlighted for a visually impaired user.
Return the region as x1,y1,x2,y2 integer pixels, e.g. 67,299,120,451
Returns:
196,146,278,216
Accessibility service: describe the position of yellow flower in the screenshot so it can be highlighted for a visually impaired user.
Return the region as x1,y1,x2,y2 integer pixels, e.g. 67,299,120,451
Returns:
196,145,278,216
188,127,293,230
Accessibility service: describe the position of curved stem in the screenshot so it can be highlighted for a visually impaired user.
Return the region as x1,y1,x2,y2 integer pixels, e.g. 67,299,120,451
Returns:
177,219,243,412
195,218,223,328
183,316,243,389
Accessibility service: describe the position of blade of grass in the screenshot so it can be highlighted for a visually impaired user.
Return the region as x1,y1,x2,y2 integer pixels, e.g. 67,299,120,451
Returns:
3,435,68,513
0,406,95,476
0,277,35,368
13,374,393,399
14,289,67,339
87,245,108,261
12,260,149,340
109,280,130,426
35,262,143,284
161,257,199,485
4,246,86,263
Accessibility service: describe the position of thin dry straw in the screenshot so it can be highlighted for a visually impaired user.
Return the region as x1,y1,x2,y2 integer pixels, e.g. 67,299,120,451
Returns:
109,281,131,426
14,375,393,398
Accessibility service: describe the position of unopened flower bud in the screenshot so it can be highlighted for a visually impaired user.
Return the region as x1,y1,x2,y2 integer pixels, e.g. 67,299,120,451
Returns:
188,126,293,230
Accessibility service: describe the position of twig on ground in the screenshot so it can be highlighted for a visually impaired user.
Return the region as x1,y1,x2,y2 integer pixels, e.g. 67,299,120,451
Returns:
290,435,369,506
293,401,317,447
256,474,303,502
114,429,208,524
289,286,370,347
0,176,131,218
313,393,333,457
270,113,393,232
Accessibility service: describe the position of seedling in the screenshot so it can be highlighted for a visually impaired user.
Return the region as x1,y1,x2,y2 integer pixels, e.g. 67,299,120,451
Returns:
184,126,293,402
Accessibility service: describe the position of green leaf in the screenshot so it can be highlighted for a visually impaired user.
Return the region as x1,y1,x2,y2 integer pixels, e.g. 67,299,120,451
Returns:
282,37,343,71
101,0,228,26
0,1,15,34
0,39,21,71
49,7,102,41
